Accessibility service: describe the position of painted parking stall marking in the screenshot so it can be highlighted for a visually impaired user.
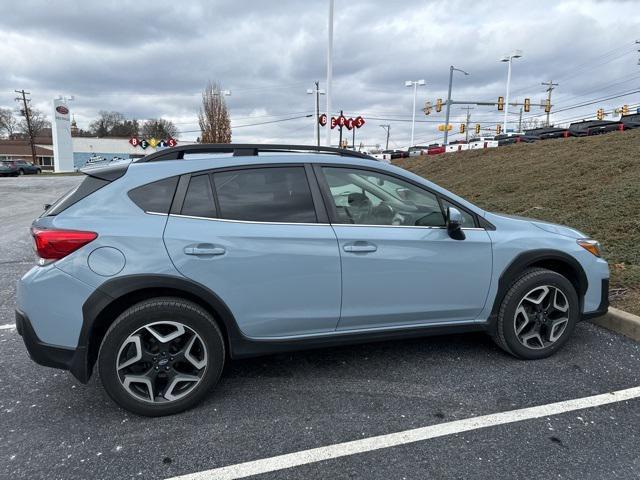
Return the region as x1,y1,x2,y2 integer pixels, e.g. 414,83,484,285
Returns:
0,323,16,330
166,386,640,480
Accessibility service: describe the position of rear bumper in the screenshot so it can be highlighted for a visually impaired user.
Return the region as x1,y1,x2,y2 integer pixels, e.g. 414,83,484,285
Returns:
582,278,609,320
15,309,90,383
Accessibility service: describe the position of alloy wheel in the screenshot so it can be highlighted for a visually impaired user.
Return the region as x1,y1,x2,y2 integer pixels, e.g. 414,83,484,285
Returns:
116,321,208,403
513,285,570,350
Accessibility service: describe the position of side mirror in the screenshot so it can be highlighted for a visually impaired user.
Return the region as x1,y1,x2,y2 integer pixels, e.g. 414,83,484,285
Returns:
446,207,465,240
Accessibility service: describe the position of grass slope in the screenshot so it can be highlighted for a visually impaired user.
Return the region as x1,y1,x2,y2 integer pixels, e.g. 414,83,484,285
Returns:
396,129,640,315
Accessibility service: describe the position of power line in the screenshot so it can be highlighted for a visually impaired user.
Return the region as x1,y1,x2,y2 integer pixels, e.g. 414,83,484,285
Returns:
177,114,313,134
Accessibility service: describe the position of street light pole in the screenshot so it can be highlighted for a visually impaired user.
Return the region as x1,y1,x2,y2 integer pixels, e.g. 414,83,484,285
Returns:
501,50,522,134
325,0,334,147
443,66,469,146
405,79,425,148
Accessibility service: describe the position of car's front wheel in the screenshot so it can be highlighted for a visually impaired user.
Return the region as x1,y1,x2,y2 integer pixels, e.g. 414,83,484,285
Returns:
98,297,225,416
493,268,579,359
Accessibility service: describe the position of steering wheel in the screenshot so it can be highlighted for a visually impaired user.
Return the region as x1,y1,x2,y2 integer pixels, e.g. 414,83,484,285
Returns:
372,202,395,224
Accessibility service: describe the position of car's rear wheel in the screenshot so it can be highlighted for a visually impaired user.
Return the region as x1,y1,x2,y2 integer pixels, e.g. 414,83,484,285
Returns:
492,268,579,359
98,297,225,416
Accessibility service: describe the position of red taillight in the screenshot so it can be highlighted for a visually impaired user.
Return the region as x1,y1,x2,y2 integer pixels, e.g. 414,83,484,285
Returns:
31,227,97,260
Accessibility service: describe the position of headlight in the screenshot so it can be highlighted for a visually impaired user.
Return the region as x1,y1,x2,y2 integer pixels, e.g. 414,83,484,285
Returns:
577,239,602,257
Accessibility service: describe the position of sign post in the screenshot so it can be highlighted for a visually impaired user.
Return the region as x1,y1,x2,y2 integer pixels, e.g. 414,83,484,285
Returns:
52,99,74,172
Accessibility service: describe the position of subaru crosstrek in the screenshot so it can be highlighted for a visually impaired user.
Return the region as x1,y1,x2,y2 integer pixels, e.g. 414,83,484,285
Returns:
16,144,609,416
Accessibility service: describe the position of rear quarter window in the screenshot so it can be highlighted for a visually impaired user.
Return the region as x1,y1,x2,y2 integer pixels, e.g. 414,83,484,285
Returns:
128,176,179,214
44,176,110,216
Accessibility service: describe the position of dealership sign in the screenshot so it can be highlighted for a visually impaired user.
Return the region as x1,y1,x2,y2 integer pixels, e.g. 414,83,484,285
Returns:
129,137,177,150
321,115,365,130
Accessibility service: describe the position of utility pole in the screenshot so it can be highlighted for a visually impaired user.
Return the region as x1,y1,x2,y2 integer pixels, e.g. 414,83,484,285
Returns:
307,81,325,146
15,89,37,165
461,106,473,143
315,81,321,147
379,124,390,150
518,107,523,132
541,80,559,127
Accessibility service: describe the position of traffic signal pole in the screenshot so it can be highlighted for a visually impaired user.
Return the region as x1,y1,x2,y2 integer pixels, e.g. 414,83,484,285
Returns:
443,66,454,146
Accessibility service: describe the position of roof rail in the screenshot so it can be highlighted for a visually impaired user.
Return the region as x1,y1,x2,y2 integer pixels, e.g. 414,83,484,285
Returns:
135,144,377,163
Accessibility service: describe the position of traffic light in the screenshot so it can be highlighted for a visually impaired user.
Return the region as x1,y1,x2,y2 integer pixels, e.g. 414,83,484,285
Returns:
475,123,481,135
544,98,551,113
436,98,443,113
496,124,502,134
524,98,531,112
597,108,604,120
423,101,432,115
497,96,504,111
622,104,629,115
459,124,465,134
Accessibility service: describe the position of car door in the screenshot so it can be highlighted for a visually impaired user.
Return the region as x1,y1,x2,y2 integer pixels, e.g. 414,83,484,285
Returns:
163,165,342,338
316,165,493,331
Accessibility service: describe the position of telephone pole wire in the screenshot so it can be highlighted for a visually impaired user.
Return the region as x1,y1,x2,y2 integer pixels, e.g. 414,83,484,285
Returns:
14,89,37,165
541,80,559,127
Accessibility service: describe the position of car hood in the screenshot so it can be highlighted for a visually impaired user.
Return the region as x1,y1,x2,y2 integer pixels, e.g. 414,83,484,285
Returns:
488,212,587,239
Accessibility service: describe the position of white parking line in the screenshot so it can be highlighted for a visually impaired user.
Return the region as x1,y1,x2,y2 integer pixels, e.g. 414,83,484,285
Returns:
166,386,640,480
0,324,16,330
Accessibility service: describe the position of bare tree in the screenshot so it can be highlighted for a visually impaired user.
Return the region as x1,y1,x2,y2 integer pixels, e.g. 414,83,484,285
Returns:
141,118,178,139
0,107,19,138
89,111,139,137
20,108,50,137
198,81,231,143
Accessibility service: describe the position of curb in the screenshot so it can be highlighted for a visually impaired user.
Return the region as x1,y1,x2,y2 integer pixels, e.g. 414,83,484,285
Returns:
592,307,640,341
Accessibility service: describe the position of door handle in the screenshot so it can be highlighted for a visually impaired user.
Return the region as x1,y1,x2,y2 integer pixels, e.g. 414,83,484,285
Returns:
343,242,377,253
184,245,226,256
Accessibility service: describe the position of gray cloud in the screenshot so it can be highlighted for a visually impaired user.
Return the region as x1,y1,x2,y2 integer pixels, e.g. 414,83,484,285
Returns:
1,0,638,148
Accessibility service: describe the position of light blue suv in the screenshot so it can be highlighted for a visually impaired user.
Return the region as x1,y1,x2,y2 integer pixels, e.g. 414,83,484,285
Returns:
16,145,609,416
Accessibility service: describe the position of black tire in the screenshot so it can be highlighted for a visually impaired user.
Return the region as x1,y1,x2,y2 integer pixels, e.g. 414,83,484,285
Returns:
18,169,24,175
98,297,225,416
492,268,579,359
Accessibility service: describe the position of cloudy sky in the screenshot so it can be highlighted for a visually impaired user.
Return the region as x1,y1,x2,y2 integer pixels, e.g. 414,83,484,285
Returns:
1,0,639,148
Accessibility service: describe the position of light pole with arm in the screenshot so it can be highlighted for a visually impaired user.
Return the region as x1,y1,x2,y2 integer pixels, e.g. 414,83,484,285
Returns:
500,50,522,133
405,79,425,148
443,66,469,145
325,0,334,146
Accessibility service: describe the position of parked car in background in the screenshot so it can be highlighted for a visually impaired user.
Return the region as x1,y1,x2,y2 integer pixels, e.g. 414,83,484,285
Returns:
0,161,20,177
619,113,640,130
4,159,42,175
495,133,540,146
408,146,430,157
524,127,571,140
569,120,622,137
16,144,608,416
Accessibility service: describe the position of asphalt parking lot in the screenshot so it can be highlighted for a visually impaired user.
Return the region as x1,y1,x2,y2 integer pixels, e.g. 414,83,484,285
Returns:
1,175,640,480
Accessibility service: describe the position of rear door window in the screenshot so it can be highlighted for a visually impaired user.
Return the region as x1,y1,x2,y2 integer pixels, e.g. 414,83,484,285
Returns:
212,167,317,223
181,174,217,218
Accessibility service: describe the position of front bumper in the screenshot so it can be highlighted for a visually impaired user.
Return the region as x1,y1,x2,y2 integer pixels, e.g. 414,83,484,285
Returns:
15,309,90,383
582,278,609,320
